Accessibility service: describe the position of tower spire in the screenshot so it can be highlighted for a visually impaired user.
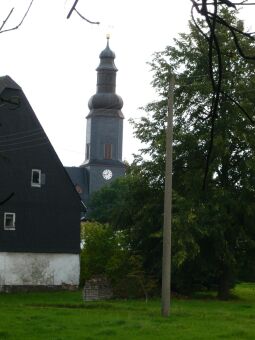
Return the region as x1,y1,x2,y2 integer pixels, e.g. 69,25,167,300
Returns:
83,39,125,173
87,37,124,118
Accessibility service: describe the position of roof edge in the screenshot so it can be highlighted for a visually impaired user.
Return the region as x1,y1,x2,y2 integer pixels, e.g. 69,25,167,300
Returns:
0,76,21,95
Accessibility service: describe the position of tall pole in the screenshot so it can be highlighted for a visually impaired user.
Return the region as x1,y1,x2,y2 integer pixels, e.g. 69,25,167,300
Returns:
161,74,175,317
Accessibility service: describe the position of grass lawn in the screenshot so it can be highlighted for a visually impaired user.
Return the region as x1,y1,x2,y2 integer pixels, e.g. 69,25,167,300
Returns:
0,283,254,339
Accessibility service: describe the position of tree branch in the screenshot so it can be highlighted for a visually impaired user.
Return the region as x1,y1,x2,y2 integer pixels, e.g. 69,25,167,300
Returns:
0,8,14,32
74,9,100,25
197,1,255,5
191,0,255,188
67,0,100,24
222,91,255,124
67,0,79,19
0,0,34,34
202,0,223,189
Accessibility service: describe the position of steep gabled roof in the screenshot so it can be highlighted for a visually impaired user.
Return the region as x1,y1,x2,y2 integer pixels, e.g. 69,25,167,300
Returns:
0,75,81,253
0,75,81,206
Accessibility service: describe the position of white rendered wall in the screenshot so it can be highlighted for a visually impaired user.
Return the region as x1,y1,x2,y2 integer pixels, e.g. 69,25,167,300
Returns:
0,252,80,287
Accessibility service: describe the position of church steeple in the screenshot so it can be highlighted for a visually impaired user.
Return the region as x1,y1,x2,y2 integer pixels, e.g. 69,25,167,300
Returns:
81,38,126,195
66,38,126,206
87,37,124,118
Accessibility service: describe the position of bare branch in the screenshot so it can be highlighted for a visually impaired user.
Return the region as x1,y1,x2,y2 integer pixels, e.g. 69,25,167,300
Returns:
74,9,100,25
67,0,100,24
0,8,14,32
197,1,255,5
67,0,79,19
0,0,34,34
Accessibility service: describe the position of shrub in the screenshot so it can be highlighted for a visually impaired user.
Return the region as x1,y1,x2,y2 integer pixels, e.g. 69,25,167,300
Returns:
80,221,157,299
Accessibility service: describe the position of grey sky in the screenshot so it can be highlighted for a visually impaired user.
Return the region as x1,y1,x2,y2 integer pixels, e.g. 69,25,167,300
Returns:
0,1,253,165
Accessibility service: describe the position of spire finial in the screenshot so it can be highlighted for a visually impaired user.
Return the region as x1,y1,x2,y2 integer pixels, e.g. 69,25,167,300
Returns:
106,33,110,46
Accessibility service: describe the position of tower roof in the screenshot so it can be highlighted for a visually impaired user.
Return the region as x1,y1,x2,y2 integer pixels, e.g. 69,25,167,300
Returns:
87,37,124,118
96,37,118,72
99,36,116,59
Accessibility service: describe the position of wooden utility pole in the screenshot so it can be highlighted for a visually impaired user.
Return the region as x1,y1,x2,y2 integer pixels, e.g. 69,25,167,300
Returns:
161,74,175,317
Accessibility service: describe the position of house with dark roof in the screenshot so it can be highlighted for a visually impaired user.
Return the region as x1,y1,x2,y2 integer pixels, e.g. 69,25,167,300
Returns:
0,76,81,290
0,38,125,290
65,37,126,208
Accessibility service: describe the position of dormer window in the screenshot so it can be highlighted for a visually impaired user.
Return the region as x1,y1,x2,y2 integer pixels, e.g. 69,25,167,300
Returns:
31,169,41,187
4,212,16,230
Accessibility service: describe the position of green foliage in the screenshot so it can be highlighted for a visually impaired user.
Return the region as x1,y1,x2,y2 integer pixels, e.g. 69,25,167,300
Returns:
90,9,255,299
131,9,255,298
80,221,127,283
80,221,157,299
89,172,164,284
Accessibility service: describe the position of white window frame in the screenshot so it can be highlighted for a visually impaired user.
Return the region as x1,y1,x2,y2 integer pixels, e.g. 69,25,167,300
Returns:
31,169,41,187
4,212,16,230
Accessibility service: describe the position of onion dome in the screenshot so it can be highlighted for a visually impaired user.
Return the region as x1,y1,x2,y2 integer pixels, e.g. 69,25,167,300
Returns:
88,93,123,110
99,37,116,60
87,37,124,118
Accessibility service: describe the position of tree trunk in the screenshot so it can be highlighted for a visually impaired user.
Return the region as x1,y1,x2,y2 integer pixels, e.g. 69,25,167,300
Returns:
217,266,233,300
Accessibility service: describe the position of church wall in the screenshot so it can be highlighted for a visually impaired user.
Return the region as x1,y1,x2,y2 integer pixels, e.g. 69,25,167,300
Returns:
88,165,125,194
90,117,123,161
0,252,80,290
117,118,123,160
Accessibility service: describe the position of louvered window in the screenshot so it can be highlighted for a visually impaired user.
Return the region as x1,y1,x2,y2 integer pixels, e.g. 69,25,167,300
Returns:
104,144,112,160
86,143,90,160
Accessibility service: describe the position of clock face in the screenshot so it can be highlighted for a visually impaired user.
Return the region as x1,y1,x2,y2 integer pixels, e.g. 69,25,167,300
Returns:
102,169,112,180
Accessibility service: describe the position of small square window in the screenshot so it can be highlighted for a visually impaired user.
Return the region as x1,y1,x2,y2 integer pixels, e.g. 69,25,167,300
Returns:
31,169,41,187
4,212,16,230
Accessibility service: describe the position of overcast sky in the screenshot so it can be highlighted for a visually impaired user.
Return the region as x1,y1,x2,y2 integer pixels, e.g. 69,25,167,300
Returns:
1,1,254,166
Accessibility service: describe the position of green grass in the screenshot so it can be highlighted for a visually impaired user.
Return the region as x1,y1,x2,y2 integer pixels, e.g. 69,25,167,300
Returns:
0,283,254,339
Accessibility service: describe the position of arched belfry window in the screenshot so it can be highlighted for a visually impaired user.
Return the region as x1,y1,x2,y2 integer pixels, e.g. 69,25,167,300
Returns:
104,144,112,160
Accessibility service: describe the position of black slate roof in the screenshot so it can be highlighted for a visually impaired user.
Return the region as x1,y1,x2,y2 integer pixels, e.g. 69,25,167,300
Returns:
0,76,21,94
0,76,81,253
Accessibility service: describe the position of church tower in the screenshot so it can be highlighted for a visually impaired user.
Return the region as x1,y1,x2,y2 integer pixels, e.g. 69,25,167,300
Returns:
81,37,126,195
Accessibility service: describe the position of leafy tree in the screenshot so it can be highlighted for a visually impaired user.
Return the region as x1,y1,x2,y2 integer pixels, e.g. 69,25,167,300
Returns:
89,172,163,284
90,9,255,299
131,9,255,299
